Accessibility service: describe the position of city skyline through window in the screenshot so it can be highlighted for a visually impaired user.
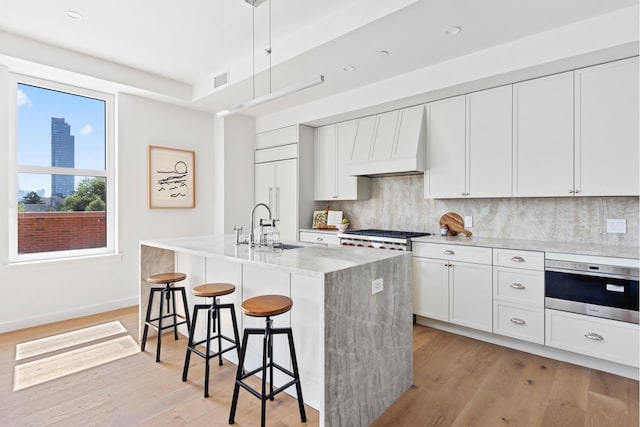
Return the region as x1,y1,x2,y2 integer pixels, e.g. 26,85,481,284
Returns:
17,83,106,198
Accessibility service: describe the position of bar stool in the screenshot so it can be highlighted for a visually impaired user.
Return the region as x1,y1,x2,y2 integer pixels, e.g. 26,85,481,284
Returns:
229,294,306,427
182,283,241,398
141,272,191,362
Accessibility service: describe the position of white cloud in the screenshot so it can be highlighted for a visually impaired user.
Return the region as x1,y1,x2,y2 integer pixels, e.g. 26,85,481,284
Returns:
17,89,32,108
80,123,93,136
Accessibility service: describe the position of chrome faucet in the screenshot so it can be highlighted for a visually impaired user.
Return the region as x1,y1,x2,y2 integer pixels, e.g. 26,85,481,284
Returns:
249,203,272,247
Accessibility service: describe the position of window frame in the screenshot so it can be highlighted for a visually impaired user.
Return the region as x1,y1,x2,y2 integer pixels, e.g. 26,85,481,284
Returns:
8,73,116,263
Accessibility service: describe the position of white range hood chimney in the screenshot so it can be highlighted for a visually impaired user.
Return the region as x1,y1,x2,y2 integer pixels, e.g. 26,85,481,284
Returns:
345,104,426,177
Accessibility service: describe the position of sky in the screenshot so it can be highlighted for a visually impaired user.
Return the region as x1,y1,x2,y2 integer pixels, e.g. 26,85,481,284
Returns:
17,83,106,198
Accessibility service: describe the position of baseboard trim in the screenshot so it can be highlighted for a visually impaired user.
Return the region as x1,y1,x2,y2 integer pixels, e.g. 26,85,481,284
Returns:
0,297,138,334
415,315,639,380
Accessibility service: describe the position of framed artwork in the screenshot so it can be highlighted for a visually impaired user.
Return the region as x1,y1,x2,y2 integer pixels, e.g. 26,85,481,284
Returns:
148,145,195,208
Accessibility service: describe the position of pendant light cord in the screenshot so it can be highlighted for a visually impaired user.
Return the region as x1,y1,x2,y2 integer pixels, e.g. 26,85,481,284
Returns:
252,3,255,100
269,0,272,94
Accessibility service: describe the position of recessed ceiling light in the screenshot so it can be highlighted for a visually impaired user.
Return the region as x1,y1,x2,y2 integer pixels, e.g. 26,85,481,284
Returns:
343,65,355,72
378,50,389,56
444,26,462,35
64,10,83,20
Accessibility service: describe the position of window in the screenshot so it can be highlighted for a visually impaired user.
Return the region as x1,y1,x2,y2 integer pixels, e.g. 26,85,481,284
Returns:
9,74,115,262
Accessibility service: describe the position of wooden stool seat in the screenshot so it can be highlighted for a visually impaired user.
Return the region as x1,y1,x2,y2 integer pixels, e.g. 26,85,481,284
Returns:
241,295,293,317
148,272,186,284
192,283,235,298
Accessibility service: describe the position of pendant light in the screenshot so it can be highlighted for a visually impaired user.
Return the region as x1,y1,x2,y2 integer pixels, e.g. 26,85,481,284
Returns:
217,0,324,118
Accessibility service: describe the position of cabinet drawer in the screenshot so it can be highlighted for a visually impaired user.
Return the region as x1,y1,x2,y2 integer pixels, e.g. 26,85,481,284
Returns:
493,249,544,270
299,231,340,246
493,267,544,306
412,243,492,264
545,309,639,367
494,302,544,344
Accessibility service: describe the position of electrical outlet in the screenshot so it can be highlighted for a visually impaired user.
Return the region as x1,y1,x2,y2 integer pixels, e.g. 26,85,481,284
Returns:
464,216,473,228
372,278,383,295
606,219,626,233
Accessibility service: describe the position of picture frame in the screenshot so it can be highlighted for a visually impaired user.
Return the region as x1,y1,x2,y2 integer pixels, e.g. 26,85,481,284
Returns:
148,145,195,208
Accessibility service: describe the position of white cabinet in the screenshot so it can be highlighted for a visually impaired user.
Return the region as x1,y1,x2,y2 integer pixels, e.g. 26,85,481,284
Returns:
492,249,545,344
255,158,297,242
424,96,465,198
546,309,639,367
574,57,639,196
314,122,370,201
299,231,340,246
413,256,449,321
425,85,512,198
413,243,493,332
254,125,315,241
513,71,575,197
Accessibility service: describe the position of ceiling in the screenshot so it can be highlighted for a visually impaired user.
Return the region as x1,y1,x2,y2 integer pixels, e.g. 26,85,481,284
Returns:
0,0,638,118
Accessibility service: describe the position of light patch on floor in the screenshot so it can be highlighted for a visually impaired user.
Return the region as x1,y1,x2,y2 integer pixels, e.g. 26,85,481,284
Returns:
15,321,127,360
13,335,139,391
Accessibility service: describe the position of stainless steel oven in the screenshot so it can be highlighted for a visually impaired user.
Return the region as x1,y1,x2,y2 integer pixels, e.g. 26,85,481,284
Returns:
545,255,639,324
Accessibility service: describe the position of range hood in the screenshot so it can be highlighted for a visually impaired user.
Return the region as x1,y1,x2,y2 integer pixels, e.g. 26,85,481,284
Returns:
345,104,426,177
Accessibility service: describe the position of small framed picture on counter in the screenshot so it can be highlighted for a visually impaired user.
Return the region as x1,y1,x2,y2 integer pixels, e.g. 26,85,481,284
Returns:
148,145,195,208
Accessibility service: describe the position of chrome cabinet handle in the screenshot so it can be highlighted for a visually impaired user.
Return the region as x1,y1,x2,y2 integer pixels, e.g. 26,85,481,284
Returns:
510,318,526,325
316,237,324,242
569,189,575,194
585,332,604,341
510,283,526,290
510,256,525,262
443,249,455,255
574,189,580,194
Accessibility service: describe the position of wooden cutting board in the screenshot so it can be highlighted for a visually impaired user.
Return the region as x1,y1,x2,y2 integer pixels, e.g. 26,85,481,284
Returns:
439,212,472,237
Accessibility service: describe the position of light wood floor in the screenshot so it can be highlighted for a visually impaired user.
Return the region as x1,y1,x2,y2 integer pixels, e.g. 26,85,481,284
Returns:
0,306,637,426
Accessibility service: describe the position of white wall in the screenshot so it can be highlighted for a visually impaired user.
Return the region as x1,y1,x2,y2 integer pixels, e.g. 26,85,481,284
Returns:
0,77,217,332
212,114,255,235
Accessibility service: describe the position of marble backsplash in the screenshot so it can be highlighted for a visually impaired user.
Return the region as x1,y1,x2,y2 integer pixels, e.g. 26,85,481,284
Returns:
329,175,639,247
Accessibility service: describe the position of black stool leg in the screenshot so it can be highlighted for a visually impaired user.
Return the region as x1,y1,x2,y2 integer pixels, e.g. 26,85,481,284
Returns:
182,305,200,382
169,287,179,340
260,320,270,427
229,304,241,360
229,329,250,424
204,304,213,398
215,300,224,366
287,328,307,422
179,287,192,333
141,288,156,352
156,287,165,363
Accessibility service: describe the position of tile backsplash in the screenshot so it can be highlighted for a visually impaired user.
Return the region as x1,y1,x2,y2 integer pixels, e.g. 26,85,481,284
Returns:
329,175,639,247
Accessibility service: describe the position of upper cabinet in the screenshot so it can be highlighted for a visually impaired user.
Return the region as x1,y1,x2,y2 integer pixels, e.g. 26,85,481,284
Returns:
346,105,426,176
574,57,639,196
425,85,512,198
314,121,370,201
425,56,639,199
512,72,575,197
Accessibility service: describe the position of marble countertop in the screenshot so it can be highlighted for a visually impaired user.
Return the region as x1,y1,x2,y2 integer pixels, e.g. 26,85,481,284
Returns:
141,235,408,277
411,235,639,259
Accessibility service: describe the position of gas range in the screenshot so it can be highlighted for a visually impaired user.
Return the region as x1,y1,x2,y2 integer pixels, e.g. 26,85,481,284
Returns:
338,229,432,251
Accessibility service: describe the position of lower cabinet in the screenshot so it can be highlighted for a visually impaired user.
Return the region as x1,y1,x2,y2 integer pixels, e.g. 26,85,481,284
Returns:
413,243,493,332
546,309,639,368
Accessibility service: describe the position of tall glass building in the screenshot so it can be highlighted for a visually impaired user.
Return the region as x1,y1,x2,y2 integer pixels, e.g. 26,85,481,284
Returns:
51,117,75,197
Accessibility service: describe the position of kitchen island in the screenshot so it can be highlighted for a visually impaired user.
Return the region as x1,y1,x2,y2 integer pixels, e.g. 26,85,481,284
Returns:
140,235,413,427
